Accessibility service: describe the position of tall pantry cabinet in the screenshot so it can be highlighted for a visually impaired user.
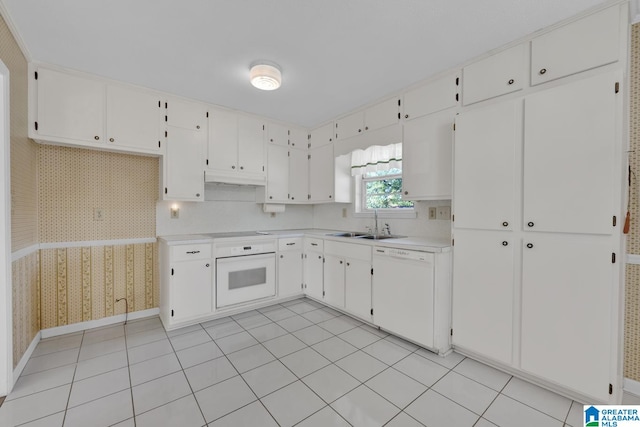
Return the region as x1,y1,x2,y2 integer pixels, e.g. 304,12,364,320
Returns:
452,3,626,404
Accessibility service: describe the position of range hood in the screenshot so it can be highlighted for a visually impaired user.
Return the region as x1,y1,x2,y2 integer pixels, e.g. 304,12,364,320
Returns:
204,171,266,186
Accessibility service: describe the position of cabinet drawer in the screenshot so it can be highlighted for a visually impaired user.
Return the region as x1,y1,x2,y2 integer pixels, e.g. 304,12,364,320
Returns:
279,237,303,251
324,240,371,261
171,244,212,261
304,238,324,252
462,44,526,105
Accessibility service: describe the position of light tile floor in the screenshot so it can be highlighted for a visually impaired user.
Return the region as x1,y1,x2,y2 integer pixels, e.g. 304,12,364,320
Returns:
0,297,636,426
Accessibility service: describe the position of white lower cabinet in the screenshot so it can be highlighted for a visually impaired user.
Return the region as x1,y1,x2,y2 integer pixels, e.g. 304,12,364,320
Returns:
303,238,324,300
159,241,213,328
520,233,614,402
451,230,515,364
323,241,372,321
277,238,304,298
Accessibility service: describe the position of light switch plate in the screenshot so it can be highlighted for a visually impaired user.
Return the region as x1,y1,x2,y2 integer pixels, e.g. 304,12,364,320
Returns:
94,208,105,221
436,206,451,220
428,207,437,220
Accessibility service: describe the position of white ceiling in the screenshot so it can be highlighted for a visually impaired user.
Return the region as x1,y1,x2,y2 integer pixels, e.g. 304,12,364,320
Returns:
1,0,611,128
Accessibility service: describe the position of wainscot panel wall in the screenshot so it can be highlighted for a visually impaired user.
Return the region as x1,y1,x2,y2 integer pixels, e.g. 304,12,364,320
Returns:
11,252,39,369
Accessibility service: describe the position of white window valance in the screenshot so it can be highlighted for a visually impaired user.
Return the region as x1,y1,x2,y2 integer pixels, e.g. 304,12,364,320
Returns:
350,143,402,176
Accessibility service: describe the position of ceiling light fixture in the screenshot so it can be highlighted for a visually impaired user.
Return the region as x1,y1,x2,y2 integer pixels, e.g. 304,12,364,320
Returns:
250,62,282,91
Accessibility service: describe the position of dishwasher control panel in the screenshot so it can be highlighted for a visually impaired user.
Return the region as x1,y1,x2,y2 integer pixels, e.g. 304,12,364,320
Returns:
374,247,430,261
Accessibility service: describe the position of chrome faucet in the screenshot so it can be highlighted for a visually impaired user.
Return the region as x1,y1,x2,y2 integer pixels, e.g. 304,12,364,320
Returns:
383,223,391,236
373,209,379,236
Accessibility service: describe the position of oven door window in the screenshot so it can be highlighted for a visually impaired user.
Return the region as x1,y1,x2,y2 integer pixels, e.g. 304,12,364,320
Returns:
216,253,276,308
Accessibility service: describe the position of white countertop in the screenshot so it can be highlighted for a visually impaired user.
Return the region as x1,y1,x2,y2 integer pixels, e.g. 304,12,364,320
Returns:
159,229,451,252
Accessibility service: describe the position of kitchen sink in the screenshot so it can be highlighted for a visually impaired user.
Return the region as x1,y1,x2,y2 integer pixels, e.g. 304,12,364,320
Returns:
357,234,406,240
327,231,369,237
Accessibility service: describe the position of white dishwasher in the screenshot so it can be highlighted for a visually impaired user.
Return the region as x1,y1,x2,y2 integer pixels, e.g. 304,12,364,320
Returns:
373,246,450,354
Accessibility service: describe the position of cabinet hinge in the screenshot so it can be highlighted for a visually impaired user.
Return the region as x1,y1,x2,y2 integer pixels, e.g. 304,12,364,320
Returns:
262,166,265,172
288,151,290,157
452,239,454,246
206,111,209,118
308,154,311,160
455,93,459,102
158,141,161,148
165,102,168,109
370,308,373,315
398,112,401,120
322,257,325,263
171,268,174,275
165,130,168,138
301,283,304,289
398,99,401,106
158,100,161,108
171,309,174,317
308,142,311,149
456,77,459,86
206,159,209,166
308,194,311,200
371,268,374,275
34,71,38,80
164,187,168,194
615,82,620,94
263,125,265,130
308,134,311,140
453,123,456,131
165,115,168,122
450,328,453,336
612,253,616,263
288,129,291,135
613,215,617,226
452,214,455,221
34,121,38,131
609,383,613,394
301,253,303,259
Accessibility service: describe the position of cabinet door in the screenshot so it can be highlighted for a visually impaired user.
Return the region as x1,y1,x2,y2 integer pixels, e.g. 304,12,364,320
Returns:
164,126,205,201
289,147,309,202
335,111,364,141
323,255,345,308
309,143,334,202
309,122,334,149
531,5,620,85
521,234,613,401
345,258,372,321
106,85,163,152
452,230,515,365
288,127,307,150
365,97,399,132
267,122,289,147
166,98,206,131
265,144,289,202
304,252,324,300
171,259,212,321
454,100,520,230
402,108,453,200
36,68,105,144
523,72,617,235
462,44,526,105
238,116,265,175
208,109,238,172
403,71,458,121
278,252,303,297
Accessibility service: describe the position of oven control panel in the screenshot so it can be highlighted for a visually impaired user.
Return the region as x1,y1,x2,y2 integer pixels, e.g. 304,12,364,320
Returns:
215,240,277,258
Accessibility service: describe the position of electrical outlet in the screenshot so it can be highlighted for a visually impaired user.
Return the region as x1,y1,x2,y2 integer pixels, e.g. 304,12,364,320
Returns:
428,207,437,220
170,206,179,219
437,206,451,220
342,208,347,218
94,208,105,221
270,212,276,218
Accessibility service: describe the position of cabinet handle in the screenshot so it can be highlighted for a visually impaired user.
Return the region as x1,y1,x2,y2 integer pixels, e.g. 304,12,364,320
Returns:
232,165,236,169
270,138,273,142
269,196,273,199
186,251,200,254
329,195,332,199
311,243,318,246
280,255,284,258
291,197,294,200
286,243,295,246
358,129,362,133
329,138,332,142
502,241,508,246
240,166,244,170
94,136,100,140
404,191,408,195
339,260,343,264
405,114,409,119
196,193,200,197
508,79,514,85
527,221,534,227
346,262,350,266
318,255,322,259
526,243,534,249
205,263,210,267
539,68,547,75
196,125,200,129
365,126,369,131
109,137,114,142
502,221,509,227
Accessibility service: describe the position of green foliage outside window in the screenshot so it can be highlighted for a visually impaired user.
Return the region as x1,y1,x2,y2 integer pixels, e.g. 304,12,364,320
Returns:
363,168,414,209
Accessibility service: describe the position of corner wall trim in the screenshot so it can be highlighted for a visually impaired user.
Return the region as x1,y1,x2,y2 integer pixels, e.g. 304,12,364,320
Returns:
12,331,40,386
39,238,157,250
40,308,160,339
624,377,640,397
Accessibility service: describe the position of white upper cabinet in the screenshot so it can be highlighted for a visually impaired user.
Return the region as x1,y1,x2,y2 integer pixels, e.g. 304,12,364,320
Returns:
336,97,400,140
288,127,308,149
309,143,334,203
163,98,207,201
402,108,453,200
106,85,163,152
267,122,289,147
403,71,459,121
454,99,521,230
289,147,309,202
523,71,618,235
531,5,621,86
34,67,165,155
35,68,106,145
309,122,334,149
207,109,266,185
462,44,526,105
262,143,289,202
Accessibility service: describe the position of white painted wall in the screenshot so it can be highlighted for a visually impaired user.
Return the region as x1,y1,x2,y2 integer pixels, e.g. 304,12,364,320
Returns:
313,200,452,239
157,183,314,236
0,61,12,396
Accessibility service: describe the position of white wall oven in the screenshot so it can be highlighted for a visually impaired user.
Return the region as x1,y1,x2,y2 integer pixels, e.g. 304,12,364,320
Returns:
215,239,276,308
